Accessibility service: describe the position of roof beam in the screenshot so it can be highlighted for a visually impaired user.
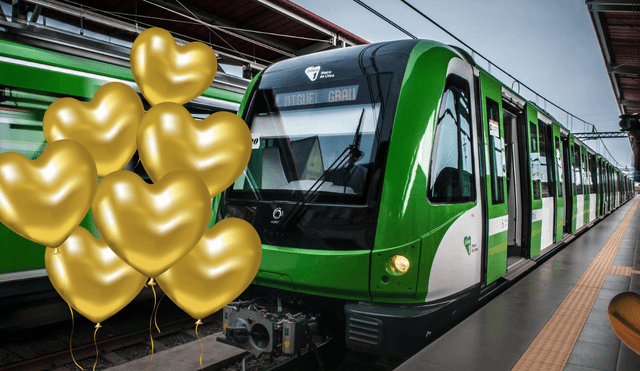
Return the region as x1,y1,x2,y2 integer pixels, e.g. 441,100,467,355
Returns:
587,0,640,12
621,100,640,108
610,65,640,75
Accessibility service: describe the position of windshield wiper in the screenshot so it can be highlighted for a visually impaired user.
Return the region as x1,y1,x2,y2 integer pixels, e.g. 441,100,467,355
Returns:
273,109,366,236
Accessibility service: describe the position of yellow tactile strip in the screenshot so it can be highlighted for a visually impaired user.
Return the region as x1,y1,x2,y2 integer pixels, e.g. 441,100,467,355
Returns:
608,266,640,276
512,199,639,371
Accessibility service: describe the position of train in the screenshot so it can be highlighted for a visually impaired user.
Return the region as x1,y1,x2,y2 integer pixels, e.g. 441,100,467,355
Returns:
218,39,636,360
0,35,248,329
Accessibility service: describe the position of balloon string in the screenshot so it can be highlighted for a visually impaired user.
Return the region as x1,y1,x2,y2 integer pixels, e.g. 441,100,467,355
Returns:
153,293,165,334
54,249,84,371
196,319,203,371
93,323,101,371
67,303,84,370
146,279,158,371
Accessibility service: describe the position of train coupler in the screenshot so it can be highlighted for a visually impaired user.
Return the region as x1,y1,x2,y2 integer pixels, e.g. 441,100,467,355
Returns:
220,299,318,358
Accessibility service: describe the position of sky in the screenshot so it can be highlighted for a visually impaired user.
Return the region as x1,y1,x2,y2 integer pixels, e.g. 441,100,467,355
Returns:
290,0,634,169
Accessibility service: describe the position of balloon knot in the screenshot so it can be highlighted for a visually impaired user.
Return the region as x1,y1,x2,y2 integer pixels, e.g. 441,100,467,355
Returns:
95,323,102,329
53,247,60,255
195,319,203,325
147,278,156,286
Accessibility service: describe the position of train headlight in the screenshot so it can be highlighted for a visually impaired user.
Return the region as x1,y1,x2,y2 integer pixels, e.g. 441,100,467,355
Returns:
387,254,410,275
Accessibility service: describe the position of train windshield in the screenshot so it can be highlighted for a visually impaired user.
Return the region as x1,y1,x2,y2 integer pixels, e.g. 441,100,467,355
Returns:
231,76,389,204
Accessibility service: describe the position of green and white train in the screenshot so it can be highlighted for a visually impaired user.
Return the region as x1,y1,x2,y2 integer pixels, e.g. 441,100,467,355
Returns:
220,39,635,358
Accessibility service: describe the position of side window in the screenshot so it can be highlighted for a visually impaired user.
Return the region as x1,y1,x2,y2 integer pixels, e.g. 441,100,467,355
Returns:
555,136,563,197
589,154,597,194
574,143,582,195
538,122,552,198
428,75,475,204
486,98,504,204
530,122,541,200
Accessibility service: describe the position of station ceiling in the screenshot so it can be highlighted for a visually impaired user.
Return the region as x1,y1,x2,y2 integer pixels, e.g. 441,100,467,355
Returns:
587,0,640,115
2,0,368,75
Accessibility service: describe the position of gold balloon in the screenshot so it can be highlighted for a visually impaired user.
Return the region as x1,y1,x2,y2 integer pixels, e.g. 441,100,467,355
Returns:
137,103,252,197
92,170,211,278
45,226,147,324
0,139,97,247
130,28,217,106
609,291,640,355
156,218,262,319
43,82,145,178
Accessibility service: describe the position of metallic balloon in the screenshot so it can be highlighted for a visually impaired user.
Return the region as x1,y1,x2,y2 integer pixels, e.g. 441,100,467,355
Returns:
156,218,262,320
43,82,145,178
0,139,97,247
137,103,252,197
45,226,147,324
609,291,640,355
92,170,211,278
130,28,218,106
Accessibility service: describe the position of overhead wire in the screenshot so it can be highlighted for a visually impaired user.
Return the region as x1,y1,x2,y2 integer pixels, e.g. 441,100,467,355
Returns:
354,0,626,168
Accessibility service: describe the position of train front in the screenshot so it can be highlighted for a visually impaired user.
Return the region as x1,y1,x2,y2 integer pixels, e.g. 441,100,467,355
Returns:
218,40,432,359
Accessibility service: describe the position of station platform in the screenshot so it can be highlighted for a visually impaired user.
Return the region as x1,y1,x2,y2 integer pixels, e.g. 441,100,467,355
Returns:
396,197,640,371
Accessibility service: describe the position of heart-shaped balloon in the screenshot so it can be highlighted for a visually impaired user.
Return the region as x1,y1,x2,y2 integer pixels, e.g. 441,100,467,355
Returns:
137,103,251,197
92,170,211,278
45,226,147,324
156,218,262,319
130,28,217,106
609,291,640,355
43,82,145,178
0,139,97,247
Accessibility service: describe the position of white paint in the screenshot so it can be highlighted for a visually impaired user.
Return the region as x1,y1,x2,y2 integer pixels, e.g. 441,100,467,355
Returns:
426,205,482,302
488,215,509,236
540,197,554,250
576,194,584,229
589,193,596,222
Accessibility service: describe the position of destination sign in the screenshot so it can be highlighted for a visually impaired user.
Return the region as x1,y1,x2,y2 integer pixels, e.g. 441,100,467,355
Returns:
275,85,359,108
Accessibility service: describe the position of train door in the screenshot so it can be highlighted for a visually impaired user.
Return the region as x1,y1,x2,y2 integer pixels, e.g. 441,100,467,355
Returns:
553,125,565,242
502,89,538,279
574,141,584,230
537,115,555,253
588,152,597,222
561,132,575,234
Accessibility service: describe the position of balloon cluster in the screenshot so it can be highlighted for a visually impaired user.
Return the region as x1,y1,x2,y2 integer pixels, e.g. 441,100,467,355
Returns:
0,28,262,324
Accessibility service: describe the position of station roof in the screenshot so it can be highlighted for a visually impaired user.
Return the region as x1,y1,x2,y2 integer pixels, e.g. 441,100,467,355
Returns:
587,0,640,115
1,0,368,74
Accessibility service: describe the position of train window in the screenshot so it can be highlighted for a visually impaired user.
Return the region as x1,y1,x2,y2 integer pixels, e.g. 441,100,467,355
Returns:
538,122,554,198
428,74,475,204
485,98,504,204
0,85,74,159
583,153,590,194
530,122,541,200
555,136,563,197
574,144,582,195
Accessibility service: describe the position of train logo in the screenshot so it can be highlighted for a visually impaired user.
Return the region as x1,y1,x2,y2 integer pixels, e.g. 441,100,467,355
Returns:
464,236,471,255
272,207,283,220
305,66,321,81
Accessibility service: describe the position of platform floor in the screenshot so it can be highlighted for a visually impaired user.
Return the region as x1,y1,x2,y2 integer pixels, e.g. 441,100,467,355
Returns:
396,197,640,371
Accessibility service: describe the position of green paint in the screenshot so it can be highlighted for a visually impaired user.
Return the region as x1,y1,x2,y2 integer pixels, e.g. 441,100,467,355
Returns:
255,245,371,300
478,70,508,284
373,41,476,301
